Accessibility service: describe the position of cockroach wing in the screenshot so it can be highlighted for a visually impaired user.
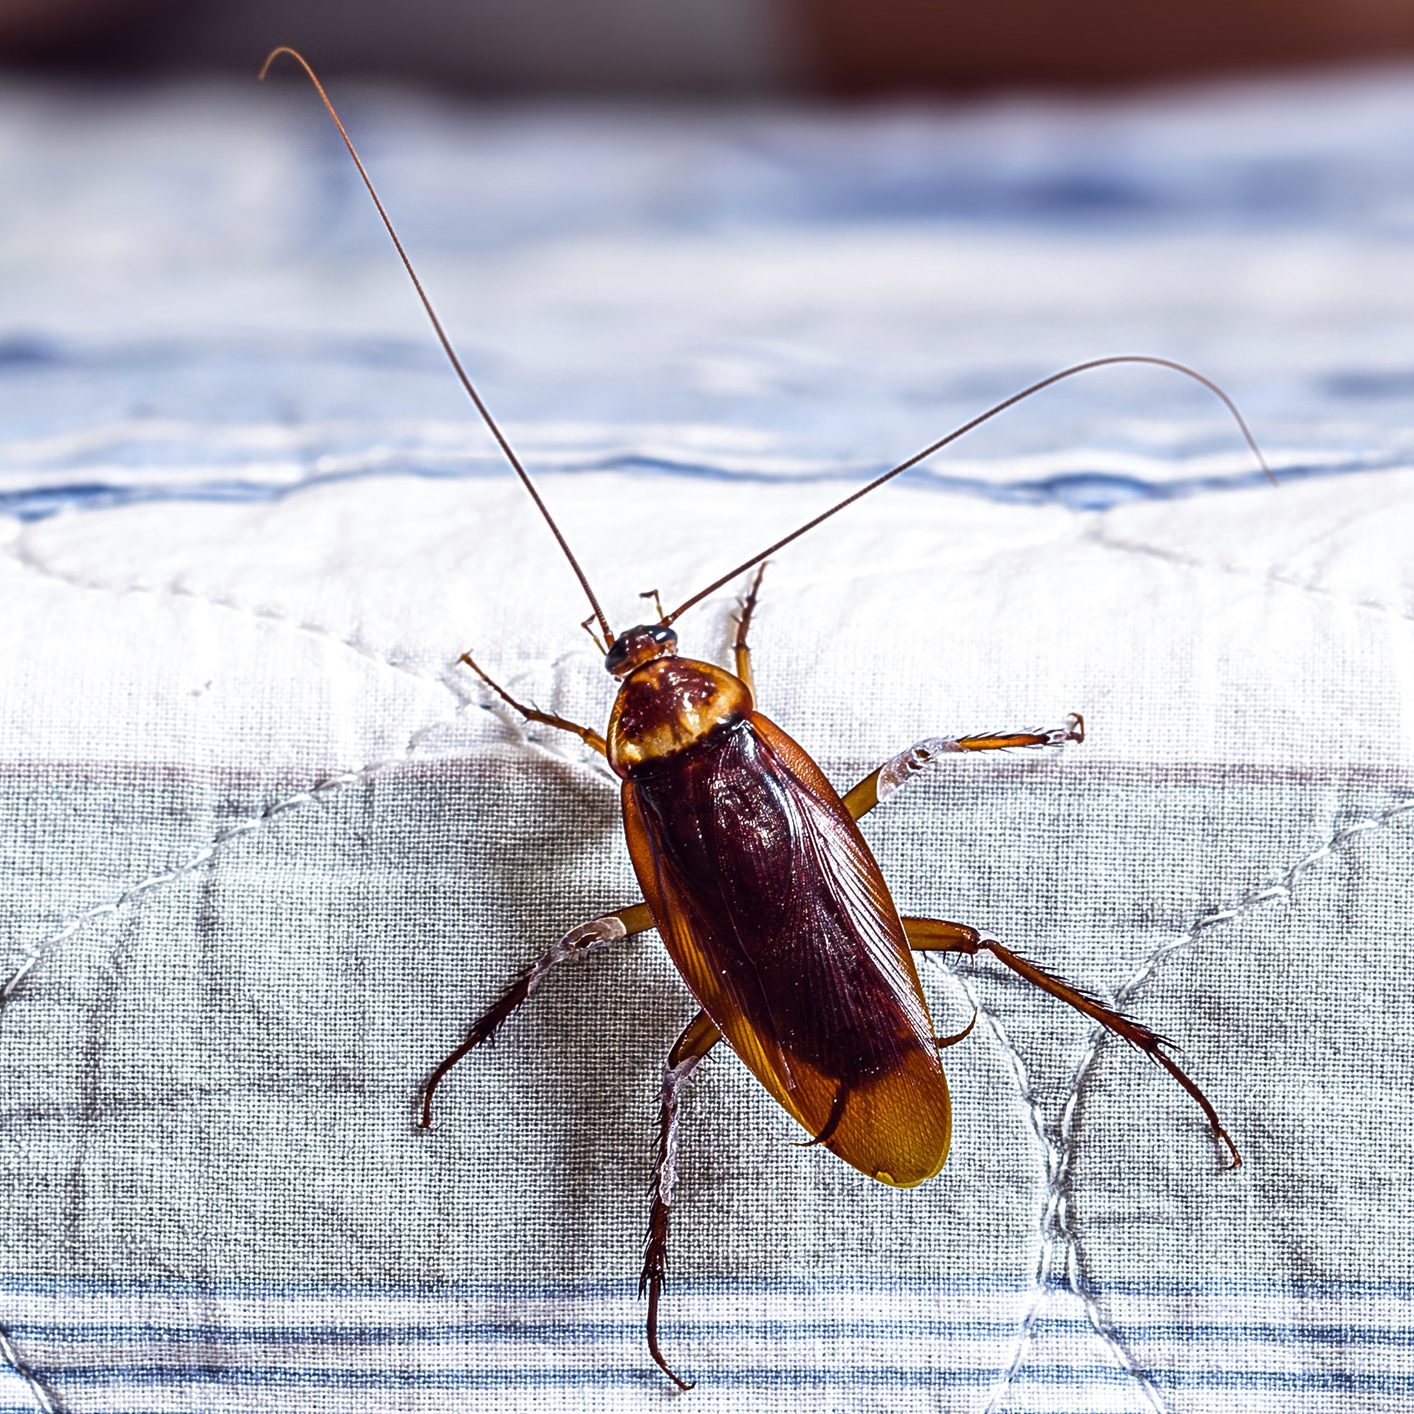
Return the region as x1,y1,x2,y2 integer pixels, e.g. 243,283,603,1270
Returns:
622,713,952,1188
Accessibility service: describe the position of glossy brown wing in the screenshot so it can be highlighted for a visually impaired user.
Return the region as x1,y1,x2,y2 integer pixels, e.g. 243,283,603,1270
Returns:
622,712,953,1188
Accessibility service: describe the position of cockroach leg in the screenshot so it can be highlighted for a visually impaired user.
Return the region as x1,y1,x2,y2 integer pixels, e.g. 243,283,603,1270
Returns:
419,902,653,1128
902,917,1240,1168
731,564,768,691
580,615,607,654
458,650,608,755
792,1079,849,1148
731,564,768,698
639,587,667,621
934,1005,979,1049
841,712,1084,818
641,1009,721,1391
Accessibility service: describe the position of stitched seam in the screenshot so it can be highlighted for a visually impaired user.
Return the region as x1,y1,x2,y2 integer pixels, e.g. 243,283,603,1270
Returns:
991,794,1414,1414
8,533,461,696
1088,519,1414,627
2,635,619,1006
942,955,1171,1414
0,1324,59,1413
0,662,618,1009
22,622,1398,1406
0,704,484,1008
879,729,1105,1410
0,679,611,1404
946,970,1061,1414
0,708,479,1412
8,533,615,778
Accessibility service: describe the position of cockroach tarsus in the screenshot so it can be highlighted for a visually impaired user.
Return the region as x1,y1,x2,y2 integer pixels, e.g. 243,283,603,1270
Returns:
262,47,1268,1392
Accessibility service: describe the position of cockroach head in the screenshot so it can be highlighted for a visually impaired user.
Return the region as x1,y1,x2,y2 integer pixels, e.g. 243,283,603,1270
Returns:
605,623,678,677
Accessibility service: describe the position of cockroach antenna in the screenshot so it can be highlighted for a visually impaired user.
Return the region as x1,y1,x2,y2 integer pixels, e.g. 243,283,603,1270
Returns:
257,65,1262,1386
662,353,1277,625
258,46,615,645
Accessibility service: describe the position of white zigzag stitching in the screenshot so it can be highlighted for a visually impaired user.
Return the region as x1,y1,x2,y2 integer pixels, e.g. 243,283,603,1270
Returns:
981,796,1414,1414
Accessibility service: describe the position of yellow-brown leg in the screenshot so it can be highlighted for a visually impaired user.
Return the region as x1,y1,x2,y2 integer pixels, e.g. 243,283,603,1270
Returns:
641,1009,722,1391
459,651,607,756
842,713,1084,818
902,916,1239,1167
420,903,653,1128
732,564,768,699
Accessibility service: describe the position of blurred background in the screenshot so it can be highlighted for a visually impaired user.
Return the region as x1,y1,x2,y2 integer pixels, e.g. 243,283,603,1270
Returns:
4,0,1414,525
5,0,1414,93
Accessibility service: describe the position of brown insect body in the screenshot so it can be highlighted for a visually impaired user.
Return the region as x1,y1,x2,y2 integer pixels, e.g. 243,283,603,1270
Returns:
608,632,951,1187
261,46,1267,1391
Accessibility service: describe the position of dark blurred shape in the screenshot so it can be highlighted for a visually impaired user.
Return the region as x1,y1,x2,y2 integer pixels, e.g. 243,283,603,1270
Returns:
0,0,162,57
0,0,790,93
800,0,1414,93
3,0,1414,92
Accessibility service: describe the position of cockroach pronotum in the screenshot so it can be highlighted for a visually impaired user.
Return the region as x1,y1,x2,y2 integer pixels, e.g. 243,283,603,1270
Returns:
262,48,1274,1389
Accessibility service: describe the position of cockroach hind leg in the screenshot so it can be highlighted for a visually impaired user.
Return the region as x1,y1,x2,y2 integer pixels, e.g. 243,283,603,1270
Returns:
418,904,651,1129
998,944,1244,1170
1121,1019,1242,1169
643,1276,694,1392
1132,1027,1243,1170
641,1011,719,1389
790,1080,849,1149
1215,1125,1243,1170
934,1005,979,1049
902,917,1240,1170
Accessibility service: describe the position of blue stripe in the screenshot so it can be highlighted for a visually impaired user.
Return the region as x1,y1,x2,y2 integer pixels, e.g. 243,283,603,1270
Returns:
9,1317,1414,1347
14,1363,1412,1393
4,1273,1413,1299
0,455,1384,523
0,333,461,373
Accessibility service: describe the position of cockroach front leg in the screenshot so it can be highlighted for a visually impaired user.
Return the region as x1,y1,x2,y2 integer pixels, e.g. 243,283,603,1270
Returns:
642,1009,721,1391
458,651,608,756
902,917,1240,1168
420,902,653,1127
842,713,1084,818
731,564,768,698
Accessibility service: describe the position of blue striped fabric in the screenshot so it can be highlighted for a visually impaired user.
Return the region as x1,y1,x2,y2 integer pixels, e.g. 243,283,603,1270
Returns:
5,1276,1413,1406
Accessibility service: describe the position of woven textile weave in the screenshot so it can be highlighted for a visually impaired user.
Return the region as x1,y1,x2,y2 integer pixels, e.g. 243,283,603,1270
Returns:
2,70,1413,1412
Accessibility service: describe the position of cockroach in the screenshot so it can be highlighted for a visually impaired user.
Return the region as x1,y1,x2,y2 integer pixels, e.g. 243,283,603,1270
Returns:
262,48,1273,1390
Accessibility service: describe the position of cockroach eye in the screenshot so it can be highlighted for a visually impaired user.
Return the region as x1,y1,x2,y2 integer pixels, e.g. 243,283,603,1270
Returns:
604,624,678,677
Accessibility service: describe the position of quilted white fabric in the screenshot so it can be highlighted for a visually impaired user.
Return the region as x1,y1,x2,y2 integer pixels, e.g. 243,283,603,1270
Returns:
2,68,1413,1413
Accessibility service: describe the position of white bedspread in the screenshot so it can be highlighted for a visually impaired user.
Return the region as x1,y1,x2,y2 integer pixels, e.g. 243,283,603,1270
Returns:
1,68,1412,1413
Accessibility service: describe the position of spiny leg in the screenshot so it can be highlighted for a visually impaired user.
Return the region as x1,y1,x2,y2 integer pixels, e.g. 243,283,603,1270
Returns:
458,650,607,756
842,713,1084,819
732,563,768,699
420,902,653,1128
902,916,1239,1167
641,1009,721,1391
